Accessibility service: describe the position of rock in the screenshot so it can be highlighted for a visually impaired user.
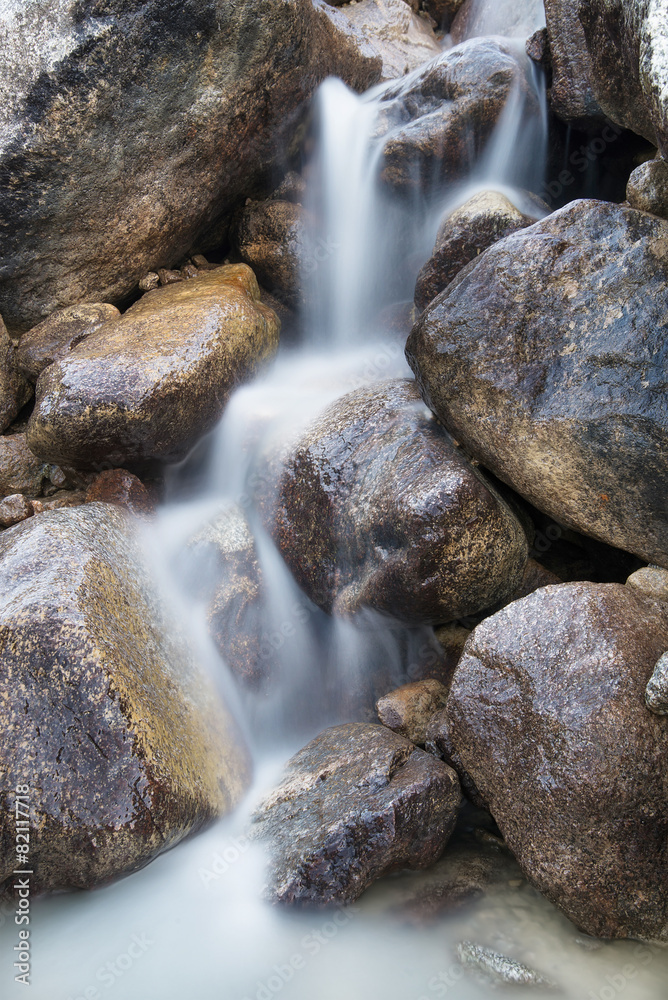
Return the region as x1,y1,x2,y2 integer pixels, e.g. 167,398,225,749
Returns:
0,494,33,528
407,199,668,569
375,39,536,196
627,158,668,219
0,0,380,332
445,582,668,941
414,191,538,312
237,201,309,311
426,707,484,808
16,303,120,383
646,652,668,715
0,503,251,893
26,265,280,469
626,566,668,603
450,0,546,44
30,489,87,514
543,0,608,129
138,274,160,293
376,679,449,745
270,171,307,205
433,624,470,678
269,378,528,625
0,315,32,432
85,469,154,517
321,0,441,82
250,722,461,905
0,433,50,498
423,0,465,31
456,942,555,988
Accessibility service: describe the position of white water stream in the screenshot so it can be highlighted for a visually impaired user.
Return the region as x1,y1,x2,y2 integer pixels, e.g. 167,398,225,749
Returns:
3,3,667,997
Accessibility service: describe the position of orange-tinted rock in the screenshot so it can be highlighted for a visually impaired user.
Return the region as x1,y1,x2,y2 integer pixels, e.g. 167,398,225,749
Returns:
86,469,154,517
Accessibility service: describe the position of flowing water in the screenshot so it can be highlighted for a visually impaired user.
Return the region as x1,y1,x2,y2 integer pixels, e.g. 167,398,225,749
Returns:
3,3,668,997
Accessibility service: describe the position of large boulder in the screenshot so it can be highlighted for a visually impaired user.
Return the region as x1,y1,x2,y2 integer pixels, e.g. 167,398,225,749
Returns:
0,0,380,332
542,0,608,129
267,378,528,625
444,582,668,941
26,265,280,469
407,199,668,568
250,722,461,904
374,39,538,195
0,503,251,894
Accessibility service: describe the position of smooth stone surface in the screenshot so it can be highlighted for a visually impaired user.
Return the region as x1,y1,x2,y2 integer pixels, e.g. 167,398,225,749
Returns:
626,566,668,603
407,199,668,569
16,303,121,382
237,200,309,311
457,942,555,988
85,469,154,517
376,679,449,745
26,265,280,469
414,190,538,312
0,503,251,893
375,39,535,195
446,582,668,941
0,0,380,332
250,722,462,904
269,378,528,625
627,158,668,219
646,652,668,715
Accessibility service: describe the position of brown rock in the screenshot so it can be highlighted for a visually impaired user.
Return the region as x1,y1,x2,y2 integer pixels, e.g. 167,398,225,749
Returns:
250,722,461,905
0,314,32,432
237,201,310,311
0,494,33,528
86,469,154,517
376,679,449,745
0,433,50,498
407,199,668,569
446,582,668,941
16,303,120,382
542,0,608,129
26,265,280,469
626,566,668,603
646,652,668,715
269,378,528,625
627,158,668,220
0,503,251,894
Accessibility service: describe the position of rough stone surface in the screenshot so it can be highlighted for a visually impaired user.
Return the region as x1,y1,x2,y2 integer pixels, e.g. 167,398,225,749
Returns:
85,469,154,517
237,200,309,311
0,315,32,432
0,503,251,894
626,566,668,603
26,265,280,469
414,191,538,312
16,303,120,382
322,0,441,81
543,0,608,129
407,199,668,569
0,433,51,498
376,679,449,745
646,652,668,715
0,494,33,528
250,722,462,905
269,378,528,625
627,158,668,219
375,39,537,196
424,0,465,30
456,942,555,988
445,582,668,941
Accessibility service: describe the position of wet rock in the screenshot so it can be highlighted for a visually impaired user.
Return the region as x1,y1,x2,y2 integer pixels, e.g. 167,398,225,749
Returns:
446,582,668,941
627,566,668,603
0,0,380,332
433,624,470,679
321,0,441,81
250,722,461,905
138,273,160,293
26,265,280,469
270,378,528,625
375,39,536,196
457,942,555,988
450,0,546,45
0,494,33,528
414,191,538,312
423,0,465,31
627,158,668,220
237,201,310,311
426,707,484,808
0,433,50,498
85,469,154,518
30,490,87,514
0,315,32,432
16,303,120,382
376,679,449,745
543,0,608,129
646,652,668,715
270,171,307,206
0,503,251,893
407,199,668,569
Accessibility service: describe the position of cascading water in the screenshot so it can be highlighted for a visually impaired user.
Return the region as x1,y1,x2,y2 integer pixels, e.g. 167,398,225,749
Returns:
3,5,668,999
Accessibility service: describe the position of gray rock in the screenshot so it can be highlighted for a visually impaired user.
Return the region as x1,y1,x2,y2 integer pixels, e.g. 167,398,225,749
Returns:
646,652,668,715
0,0,380,332
268,378,528,625
543,0,608,129
0,494,33,528
407,199,668,569
26,265,280,469
626,566,668,603
0,503,251,894
376,679,449,745
250,722,462,904
0,314,32,432
457,942,555,988
446,582,668,941
16,303,120,382
627,158,668,220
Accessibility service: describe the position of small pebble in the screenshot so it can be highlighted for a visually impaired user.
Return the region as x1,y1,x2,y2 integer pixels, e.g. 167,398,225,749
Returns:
0,493,33,528
457,941,556,988
158,268,183,285
138,272,160,291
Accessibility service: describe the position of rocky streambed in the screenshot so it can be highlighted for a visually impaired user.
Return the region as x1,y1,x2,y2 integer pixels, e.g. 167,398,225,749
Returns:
1,0,668,997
